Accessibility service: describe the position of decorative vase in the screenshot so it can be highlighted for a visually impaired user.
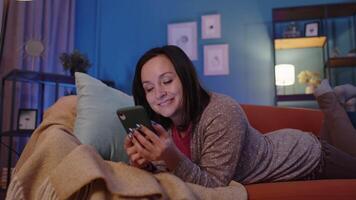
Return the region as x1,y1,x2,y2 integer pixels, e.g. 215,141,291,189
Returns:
305,84,316,94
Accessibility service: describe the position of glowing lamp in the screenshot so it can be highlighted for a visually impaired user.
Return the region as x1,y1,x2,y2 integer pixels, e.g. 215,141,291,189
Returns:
275,64,295,86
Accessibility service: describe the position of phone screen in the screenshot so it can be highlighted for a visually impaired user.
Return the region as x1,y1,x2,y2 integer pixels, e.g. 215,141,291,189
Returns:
116,105,155,134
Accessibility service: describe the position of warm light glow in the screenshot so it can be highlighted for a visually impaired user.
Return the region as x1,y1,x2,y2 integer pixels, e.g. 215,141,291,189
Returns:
275,64,295,86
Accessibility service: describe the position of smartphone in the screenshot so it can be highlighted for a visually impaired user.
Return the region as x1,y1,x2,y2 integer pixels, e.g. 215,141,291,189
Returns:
116,105,155,134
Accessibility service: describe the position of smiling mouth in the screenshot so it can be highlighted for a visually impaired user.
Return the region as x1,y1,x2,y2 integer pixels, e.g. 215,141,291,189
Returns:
158,98,173,106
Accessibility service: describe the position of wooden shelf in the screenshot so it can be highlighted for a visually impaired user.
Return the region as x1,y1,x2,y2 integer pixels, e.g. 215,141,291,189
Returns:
4,69,75,85
273,2,356,104
276,94,315,102
326,57,356,68
275,37,326,50
273,3,356,22
1,130,33,137
3,69,115,88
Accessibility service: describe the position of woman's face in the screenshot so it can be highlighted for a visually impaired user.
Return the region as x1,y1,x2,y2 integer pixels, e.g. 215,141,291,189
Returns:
141,55,184,125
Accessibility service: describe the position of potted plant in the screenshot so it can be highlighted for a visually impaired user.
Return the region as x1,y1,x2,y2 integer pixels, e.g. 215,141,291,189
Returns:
59,50,91,76
297,70,321,94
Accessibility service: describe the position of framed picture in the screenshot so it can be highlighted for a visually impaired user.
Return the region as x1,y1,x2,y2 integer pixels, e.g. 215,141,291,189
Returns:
204,44,229,76
168,21,198,60
304,22,319,37
17,109,38,130
201,14,221,39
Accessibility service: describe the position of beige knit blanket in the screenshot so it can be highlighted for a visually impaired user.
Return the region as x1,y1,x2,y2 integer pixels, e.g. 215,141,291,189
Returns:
5,96,247,200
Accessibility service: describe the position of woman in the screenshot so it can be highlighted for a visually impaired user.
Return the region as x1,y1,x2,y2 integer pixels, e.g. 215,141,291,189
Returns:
124,45,356,187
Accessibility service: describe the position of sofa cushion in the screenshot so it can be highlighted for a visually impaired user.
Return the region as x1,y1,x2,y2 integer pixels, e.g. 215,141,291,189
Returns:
74,72,134,162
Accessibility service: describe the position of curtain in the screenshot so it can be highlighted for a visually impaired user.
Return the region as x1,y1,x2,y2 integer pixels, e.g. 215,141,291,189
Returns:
0,0,75,170
1,0,75,74
0,0,9,59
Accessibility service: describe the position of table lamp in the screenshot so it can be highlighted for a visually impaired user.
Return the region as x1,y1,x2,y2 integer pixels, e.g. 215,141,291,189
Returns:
275,64,295,94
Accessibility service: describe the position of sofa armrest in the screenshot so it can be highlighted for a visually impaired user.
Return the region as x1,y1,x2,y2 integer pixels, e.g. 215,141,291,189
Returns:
241,104,323,135
245,179,356,200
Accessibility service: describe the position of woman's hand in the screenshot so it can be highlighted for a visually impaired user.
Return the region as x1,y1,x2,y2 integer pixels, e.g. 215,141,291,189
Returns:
124,135,149,168
131,123,183,171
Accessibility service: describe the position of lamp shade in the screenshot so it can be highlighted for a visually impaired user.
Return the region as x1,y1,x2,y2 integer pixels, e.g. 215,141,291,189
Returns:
275,64,295,86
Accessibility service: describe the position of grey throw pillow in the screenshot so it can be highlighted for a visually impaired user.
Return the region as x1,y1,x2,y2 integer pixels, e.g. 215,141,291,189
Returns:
74,72,134,162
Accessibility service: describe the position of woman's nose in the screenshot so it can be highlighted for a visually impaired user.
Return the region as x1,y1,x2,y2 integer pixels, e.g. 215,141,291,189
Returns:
155,86,167,99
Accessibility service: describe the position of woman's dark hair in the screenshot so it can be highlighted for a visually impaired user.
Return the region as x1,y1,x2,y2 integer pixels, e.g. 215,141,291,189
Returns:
132,45,210,130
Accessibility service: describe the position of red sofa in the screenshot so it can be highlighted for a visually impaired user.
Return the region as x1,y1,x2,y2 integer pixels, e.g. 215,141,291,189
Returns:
241,104,356,200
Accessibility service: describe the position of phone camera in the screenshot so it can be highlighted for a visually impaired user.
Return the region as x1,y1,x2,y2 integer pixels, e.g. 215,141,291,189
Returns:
119,113,126,120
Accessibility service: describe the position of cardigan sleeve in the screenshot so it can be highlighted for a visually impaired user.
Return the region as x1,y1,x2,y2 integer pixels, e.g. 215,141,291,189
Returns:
172,96,248,187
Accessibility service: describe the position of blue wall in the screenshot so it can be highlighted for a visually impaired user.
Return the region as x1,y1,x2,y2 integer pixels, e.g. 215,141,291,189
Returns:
75,0,353,105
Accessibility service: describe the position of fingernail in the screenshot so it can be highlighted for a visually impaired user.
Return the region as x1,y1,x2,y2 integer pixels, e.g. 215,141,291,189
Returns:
136,123,142,129
129,128,135,133
151,120,157,125
128,133,133,139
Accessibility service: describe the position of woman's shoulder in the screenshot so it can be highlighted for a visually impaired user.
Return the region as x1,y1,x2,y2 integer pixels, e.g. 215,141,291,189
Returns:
196,92,248,136
208,93,241,109
201,92,244,118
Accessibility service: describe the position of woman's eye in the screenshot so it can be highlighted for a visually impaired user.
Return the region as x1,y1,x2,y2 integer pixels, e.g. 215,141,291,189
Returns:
143,85,153,93
144,87,153,93
163,79,172,85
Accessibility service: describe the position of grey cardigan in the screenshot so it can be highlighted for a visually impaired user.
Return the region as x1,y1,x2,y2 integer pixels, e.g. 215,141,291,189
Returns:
171,93,321,187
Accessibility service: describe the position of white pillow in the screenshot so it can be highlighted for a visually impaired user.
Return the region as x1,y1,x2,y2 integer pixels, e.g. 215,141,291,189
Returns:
74,72,134,162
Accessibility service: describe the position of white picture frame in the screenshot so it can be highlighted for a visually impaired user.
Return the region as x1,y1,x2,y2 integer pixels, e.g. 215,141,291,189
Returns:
204,44,229,76
168,21,198,60
201,14,221,39
304,22,319,37
17,109,38,130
